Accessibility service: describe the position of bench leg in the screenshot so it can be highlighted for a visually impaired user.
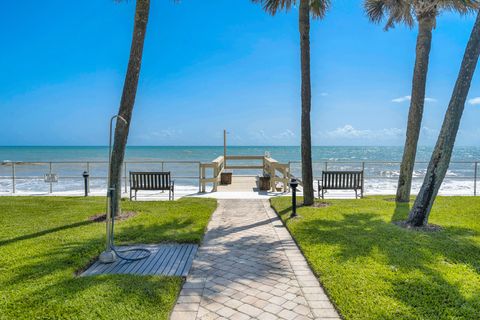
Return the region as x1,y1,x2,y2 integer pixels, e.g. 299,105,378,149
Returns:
130,188,132,201
135,190,138,201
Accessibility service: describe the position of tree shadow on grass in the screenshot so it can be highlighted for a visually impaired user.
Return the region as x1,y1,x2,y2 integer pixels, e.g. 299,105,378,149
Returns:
1,224,185,319
6,271,180,319
292,211,480,319
3,210,299,319
115,218,204,244
0,220,95,247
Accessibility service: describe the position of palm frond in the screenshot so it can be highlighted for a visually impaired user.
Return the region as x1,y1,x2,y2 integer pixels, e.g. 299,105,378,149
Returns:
436,0,480,15
251,0,296,15
365,0,387,23
364,0,478,30
252,0,330,18
310,0,331,18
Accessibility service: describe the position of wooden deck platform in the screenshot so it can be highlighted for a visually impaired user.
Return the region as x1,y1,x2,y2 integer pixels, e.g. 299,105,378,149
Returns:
216,176,258,192
81,244,198,277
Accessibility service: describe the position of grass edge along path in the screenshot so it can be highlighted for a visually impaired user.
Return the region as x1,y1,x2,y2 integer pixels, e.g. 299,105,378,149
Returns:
270,196,480,320
0,196,217,320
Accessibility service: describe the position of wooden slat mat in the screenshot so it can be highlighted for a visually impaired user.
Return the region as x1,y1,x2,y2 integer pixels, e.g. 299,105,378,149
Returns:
81,244,198,277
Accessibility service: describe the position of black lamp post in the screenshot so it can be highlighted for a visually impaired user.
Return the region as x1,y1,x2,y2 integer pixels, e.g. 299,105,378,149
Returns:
290,178,299,218
82,171,90,197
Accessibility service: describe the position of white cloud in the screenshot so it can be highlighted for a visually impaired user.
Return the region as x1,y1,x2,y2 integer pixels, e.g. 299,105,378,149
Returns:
258,130,268,140
468,97,480,105
139,129,183,141
273,129,295,139
392,95,411,103
326,125,403,140
151,129,182,138
251,129,296,142
421,126,439,139
320,92,329,97
391,95,436,103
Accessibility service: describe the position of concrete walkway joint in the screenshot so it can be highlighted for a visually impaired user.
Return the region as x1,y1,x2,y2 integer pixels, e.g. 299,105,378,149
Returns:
171,199,340,320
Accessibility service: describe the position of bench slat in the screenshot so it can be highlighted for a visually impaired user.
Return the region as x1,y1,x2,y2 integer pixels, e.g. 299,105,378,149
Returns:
320,171,364,195
130,172,173,191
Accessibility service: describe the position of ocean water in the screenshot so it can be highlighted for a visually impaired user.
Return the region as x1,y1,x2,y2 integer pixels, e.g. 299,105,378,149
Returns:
0,146,479,195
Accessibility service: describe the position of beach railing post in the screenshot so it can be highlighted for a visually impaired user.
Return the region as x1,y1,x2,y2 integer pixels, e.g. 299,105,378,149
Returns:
474,161,478,196
49,162,53,194
12,162,15,194
362,162,365,196
198,163,202,192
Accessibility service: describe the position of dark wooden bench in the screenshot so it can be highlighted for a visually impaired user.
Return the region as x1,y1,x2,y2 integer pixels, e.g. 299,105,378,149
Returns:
318,171,364,199
129,172,175,200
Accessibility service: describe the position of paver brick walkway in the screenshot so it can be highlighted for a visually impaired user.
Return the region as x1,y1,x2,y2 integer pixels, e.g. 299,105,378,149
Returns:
171,199,340,320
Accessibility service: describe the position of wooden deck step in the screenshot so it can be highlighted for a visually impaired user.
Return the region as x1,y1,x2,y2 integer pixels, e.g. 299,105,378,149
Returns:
81,244,198,277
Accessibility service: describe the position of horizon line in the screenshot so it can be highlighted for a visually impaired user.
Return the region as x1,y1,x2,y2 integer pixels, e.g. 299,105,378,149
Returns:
0,145,478,148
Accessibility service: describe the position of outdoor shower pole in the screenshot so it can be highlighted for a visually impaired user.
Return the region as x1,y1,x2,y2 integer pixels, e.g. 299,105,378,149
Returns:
99,115,127,264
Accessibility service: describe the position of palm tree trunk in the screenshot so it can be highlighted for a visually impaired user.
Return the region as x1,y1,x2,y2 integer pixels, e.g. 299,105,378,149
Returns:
109,0,150,217
407,11,480,227
396,16,434,203
299,0,314,206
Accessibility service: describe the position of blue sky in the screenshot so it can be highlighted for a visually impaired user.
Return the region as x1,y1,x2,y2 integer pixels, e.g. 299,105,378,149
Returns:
0,0,479,146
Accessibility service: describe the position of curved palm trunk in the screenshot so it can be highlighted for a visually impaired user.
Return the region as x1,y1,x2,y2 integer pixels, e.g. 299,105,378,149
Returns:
299,0,314,206
396,16,434,203
109,0,150,217
407,11,480,227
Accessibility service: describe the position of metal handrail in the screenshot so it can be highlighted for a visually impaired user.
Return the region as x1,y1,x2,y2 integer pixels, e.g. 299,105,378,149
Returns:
0,160,202,194
1,159,479,196
287,160,479,196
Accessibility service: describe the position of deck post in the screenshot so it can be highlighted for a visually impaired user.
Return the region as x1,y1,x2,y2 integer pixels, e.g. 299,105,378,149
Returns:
201,165,206,193
213,165,218,192
270,164,276,192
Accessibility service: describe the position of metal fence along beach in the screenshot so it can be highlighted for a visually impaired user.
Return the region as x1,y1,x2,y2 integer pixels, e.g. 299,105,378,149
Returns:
1,159,478,196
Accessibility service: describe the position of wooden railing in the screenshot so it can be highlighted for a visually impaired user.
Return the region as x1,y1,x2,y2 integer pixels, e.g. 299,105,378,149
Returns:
264,157,291,192
199,155,292,192
199,156,225,192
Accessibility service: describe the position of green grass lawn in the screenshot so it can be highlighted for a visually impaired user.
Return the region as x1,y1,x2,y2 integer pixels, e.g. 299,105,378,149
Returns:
0,196,217,320
271,196,480,320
